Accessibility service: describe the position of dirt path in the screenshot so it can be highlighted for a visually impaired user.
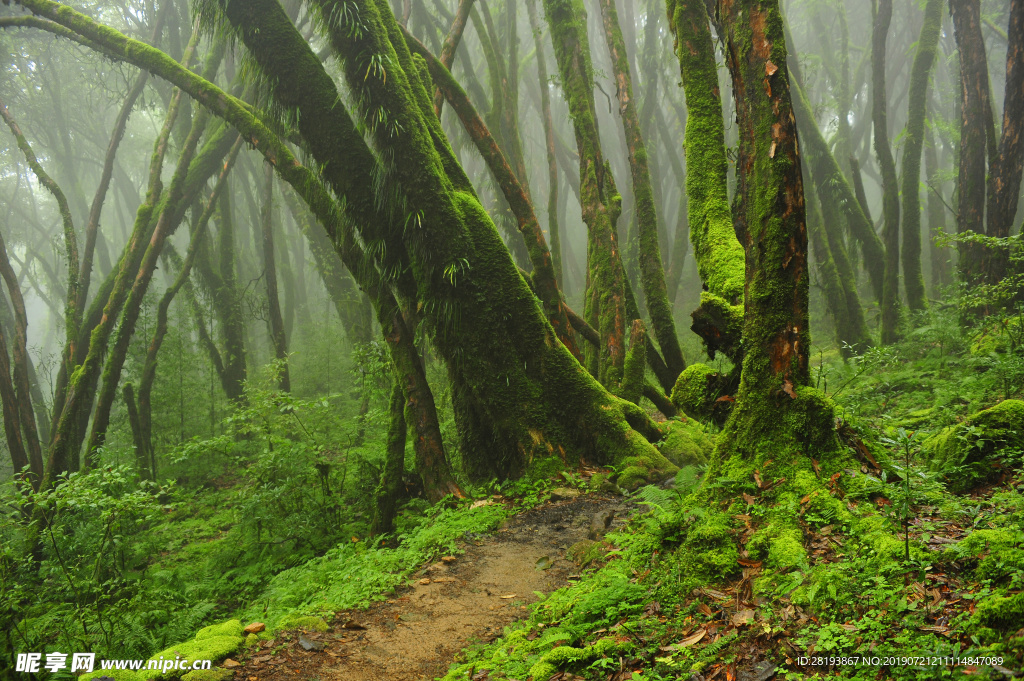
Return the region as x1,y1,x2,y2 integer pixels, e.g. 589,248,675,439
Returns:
229,493,632,681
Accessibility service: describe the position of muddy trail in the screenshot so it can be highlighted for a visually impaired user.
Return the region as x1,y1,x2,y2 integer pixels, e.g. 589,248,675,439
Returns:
224,493,635,681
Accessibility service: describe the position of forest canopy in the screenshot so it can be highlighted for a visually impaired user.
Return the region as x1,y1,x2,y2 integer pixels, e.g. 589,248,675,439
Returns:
0,0,1022,678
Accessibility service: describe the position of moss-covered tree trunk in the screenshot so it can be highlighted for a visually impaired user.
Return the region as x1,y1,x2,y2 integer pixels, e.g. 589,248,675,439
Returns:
260,164,291,393
900,0,942,313
872,0,902,344
432,0,475,116
541,0,630,391
527,0,563,285
714,0,839,463
665,0,745,363
371,380,406,536
598,0,685,382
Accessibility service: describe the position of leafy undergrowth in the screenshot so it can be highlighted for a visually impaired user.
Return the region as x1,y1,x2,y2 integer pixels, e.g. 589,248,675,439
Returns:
441,312,1024,681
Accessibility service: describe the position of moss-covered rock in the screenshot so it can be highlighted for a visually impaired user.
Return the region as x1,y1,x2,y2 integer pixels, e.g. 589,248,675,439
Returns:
273,614,329,632
81,670,140,681
656,417,715,467
670,363,731,423
195,620,243,641
142,636,243,680
970,317,1022,356
973,592,1024,631
922,399,1024,492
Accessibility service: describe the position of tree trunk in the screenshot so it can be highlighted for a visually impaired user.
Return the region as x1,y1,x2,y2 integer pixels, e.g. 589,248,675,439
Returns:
925,124,952,293
666,0,746,362
950,0,994,284
598,0,685,381
715,0,839,462
900,0,943,313
527,0,563,285
261,163,291,392
432,0,475,116
542,0,630,391
872,0,902,344
371,380,406,536
983,0,1024,284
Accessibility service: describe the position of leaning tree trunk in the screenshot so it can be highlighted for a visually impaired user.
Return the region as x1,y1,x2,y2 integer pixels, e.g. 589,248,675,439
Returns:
900,0,942,313
598,0,685,382
872,0,901,344
17,0,676,490
925,124,952,293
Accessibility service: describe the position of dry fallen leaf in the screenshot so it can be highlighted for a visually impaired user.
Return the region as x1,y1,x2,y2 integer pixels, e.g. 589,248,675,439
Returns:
441,556,457,563
732,609,756,626
419,578,431,585
500,594,517,599
222,659,241,669
678,628,707,647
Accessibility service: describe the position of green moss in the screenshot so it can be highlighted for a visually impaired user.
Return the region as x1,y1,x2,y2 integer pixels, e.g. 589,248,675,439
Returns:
974,592,1024,632
273,614,329,632
671,363,730,422
195,620,243,640
748,523,806,571
567,539,606,566
145,636,242,678
671,511,740,590
244,633,259,647
527,637,616,680
656,418,714,467
922,399,1024,491
971,317,1023,355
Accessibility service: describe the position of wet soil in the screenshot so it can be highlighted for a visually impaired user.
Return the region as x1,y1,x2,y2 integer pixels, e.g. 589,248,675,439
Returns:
226,493,634,681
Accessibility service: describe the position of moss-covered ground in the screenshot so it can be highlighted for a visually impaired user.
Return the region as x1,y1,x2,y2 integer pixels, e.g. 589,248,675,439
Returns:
437,312,1024,680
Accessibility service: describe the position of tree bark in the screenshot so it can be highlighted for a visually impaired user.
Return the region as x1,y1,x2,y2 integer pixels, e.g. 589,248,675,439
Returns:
527,0,563,285
432,0,475,116
715,0,837,461
983,0,1024,283
950,0,994,284
900,0,943,312
371,380,406,536
872,0,902,344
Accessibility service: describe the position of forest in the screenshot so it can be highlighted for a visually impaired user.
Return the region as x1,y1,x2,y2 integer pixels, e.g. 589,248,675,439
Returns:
0,0,1022,678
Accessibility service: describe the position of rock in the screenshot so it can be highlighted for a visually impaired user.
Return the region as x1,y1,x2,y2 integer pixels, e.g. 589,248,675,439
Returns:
298,634,324,651
656,418,715,468
221,659,241,668
587,510,614,540
922,399,1024,492
243,622,265,634
549,487,581,501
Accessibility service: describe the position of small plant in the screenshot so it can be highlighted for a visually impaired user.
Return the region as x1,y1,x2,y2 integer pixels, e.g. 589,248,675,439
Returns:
880,427,919,562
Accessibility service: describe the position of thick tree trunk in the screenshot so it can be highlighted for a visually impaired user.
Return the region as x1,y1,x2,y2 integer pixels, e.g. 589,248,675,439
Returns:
371,380,406,536
261,164,291,392
666,0,745,363
598,0,685,381
983,0,1024,284
950,0,994,284
872,0,901,345
900,0,943,313
715,0,839,462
